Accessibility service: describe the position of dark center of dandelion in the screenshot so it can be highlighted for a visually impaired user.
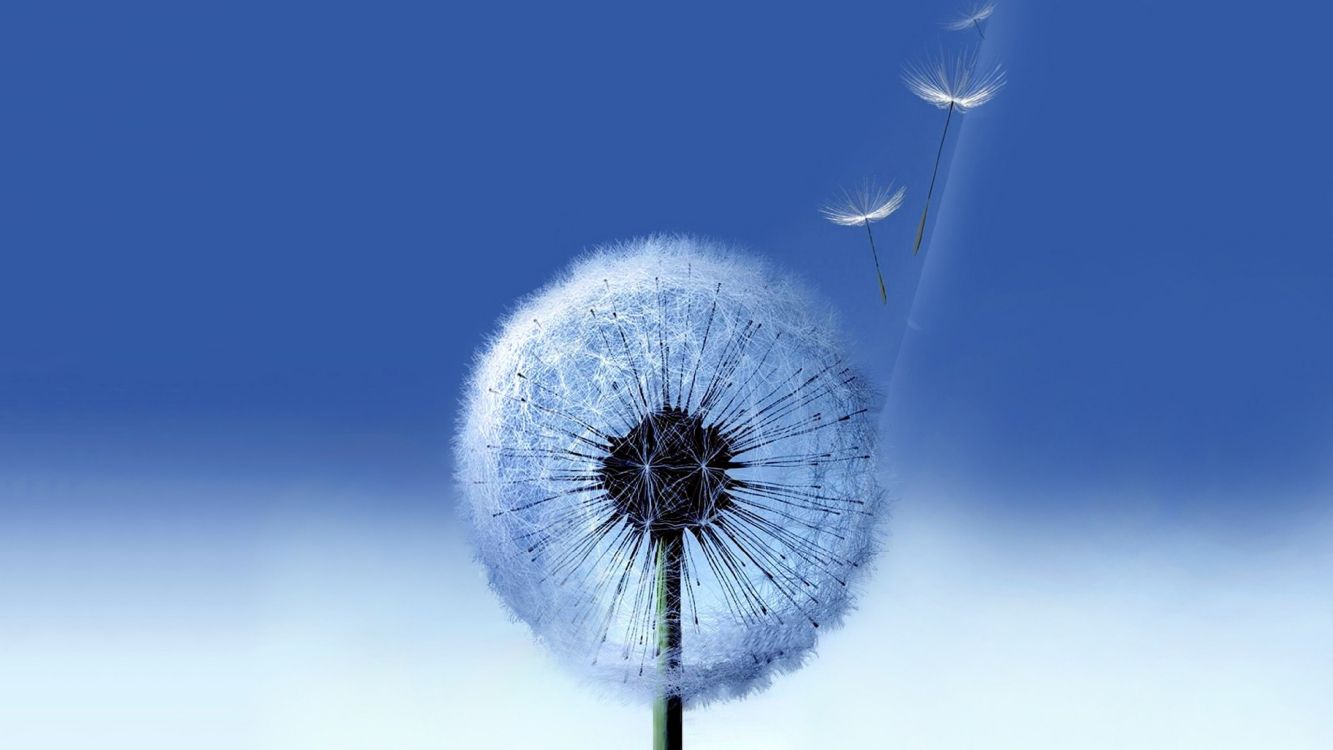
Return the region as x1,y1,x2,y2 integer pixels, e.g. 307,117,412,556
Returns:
599,406,735,533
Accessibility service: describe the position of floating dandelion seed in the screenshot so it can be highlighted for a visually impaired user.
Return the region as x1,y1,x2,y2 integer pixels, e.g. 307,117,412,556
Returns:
945,1,996,39
904,49,1005,254
820,181,906,303
457,236,885,748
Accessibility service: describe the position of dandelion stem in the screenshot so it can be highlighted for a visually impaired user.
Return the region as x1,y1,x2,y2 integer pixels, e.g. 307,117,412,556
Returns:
653,531,684,750
973,18,985,40
862,220,888,303
914,101,955,255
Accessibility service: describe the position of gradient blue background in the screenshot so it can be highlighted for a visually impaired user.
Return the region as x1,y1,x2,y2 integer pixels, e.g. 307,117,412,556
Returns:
2,1,1330,747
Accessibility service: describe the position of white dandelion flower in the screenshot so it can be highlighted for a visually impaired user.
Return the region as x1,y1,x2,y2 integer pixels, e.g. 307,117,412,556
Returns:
903,49,1006,253
820,182,906,227
820,181,906,303
456,236,885,744
945,0,996,39
903,50,1006,113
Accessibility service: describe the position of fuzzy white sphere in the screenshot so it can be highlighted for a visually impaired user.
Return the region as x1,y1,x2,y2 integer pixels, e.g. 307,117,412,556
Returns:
456,236,884,705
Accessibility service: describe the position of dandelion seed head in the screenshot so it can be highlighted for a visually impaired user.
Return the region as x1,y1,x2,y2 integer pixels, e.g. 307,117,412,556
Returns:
456,236,886,705
903,50,1006,112
944,0,996,31
820,182,906,227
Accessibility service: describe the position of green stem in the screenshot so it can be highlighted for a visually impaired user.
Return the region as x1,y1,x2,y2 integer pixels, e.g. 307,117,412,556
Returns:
914,101,955,255
653,532,683,750
863,220,887,303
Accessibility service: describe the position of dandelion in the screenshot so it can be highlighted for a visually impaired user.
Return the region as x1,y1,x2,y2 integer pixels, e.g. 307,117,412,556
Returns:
903,49,1005,254
457,236,885,748
821,181,906,303
945,1,996,40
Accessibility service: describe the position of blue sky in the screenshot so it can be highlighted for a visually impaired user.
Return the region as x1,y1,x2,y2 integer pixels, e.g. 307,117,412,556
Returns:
2,1,1331,747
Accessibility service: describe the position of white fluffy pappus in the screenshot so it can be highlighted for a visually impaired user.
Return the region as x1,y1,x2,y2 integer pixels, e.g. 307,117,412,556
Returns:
944,1,996,33
903,49,1006,113
820,180,906,302
821,181,907,227
455,236,887,705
